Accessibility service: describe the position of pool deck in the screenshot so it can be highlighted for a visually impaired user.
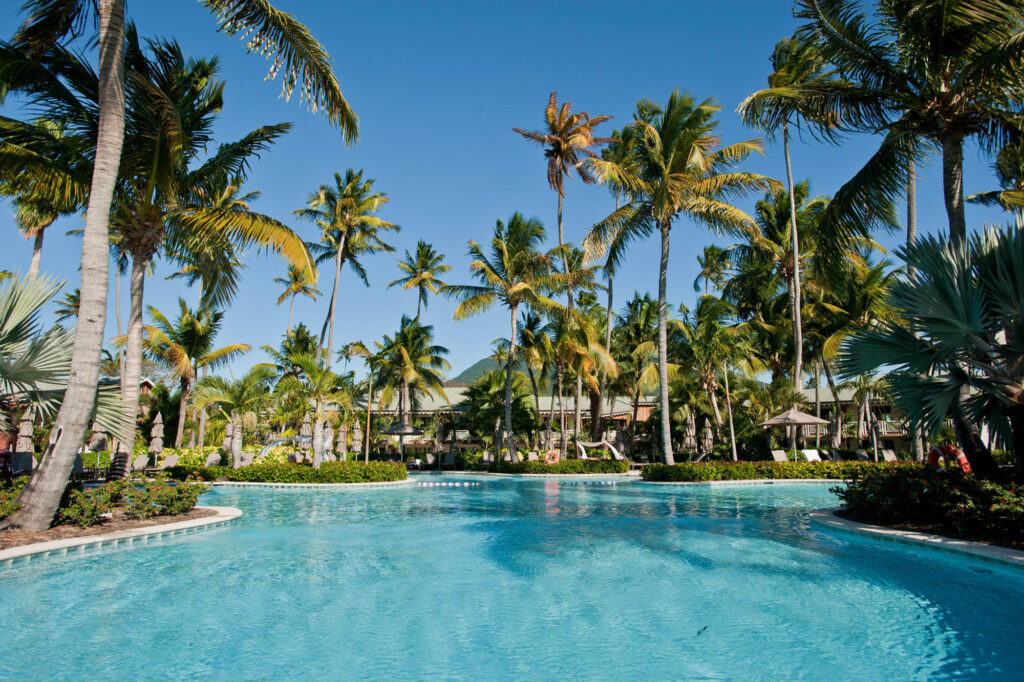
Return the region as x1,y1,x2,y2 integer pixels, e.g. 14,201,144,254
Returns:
0,505,241,568
810,508,1024,570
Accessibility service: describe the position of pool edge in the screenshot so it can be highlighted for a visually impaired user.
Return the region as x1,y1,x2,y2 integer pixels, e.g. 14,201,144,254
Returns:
0,506,241,568
810,508,1024,570
210,479,416,490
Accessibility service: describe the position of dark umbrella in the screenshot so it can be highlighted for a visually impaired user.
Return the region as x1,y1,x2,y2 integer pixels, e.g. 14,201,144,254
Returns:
381,423,423,461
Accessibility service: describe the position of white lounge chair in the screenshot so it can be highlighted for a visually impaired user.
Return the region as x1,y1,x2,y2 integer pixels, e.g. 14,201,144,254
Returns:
855,449,871,461
882,449,898,462
527,451,539,461
205,451,221,467
770,450,788,462
132,454,149,471
801,449,822,462
159,454,179,469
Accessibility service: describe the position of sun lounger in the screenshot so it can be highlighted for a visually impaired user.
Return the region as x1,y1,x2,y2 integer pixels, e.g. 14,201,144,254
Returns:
527,451,539,461
159,454,179,469
881,449,898,462
132,454,149,472
481,451,493,463
770,450,788,462
205,451,222,467
855,449,871,461
801,449,822,462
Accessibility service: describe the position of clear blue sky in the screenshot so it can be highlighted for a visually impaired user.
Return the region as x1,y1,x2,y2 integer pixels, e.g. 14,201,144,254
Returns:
0,1,1006,379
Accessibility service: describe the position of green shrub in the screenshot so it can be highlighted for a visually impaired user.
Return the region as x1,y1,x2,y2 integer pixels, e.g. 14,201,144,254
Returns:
834,465,1024,544
640,460,910,482
491,459,629,474
164,461,408,484
56,474,209,527
455,451,485,471
0,476,28,520
58,487,109,527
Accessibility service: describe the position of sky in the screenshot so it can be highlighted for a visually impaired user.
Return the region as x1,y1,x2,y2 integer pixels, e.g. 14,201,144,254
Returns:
0,1,1007,380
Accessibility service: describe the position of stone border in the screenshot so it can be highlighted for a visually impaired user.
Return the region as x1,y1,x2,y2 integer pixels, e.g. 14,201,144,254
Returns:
0,506,241,568
447,471,638,479
810,507,1024,570
210,479,416,490
638,478,842,487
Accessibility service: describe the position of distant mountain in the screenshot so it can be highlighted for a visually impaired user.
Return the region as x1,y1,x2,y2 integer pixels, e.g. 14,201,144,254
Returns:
447,357,526,386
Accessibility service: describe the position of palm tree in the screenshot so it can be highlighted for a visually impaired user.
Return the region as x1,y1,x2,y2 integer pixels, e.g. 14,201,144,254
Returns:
7,0,357,530
693,245,731,294
142,300,250,448
839,228,1022,477
443,213,570,457
612,292,670,452
790,0,1024,247
274,354,351,469
515,310,554,432
53,288,80,324
274,265,321,335
295,169,398,367
739,33,834,389
195,366,275,468
338,340,374,463
584,91,774,464
459,369,536,445
967,141,1024,228
374,317,449,459
387,240,451,320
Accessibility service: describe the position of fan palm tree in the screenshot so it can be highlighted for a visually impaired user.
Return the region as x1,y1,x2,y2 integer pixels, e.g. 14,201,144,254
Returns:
839,228,1019,477
443,213,572,457
6,0,357,530
274,264,321,335
142,300,250,448
195,365,274,468
387,240,450,320
296,169,397,367
274,354,352,469
584,91,774,464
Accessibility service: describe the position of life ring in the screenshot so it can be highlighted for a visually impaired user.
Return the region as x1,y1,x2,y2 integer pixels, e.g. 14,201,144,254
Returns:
927,445,971,473
544,449,559,465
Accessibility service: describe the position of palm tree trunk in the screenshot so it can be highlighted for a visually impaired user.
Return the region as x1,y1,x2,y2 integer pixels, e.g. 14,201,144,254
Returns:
416,296,422,322
312,403,324,470
9,0,125,531
557,364,566,455
814,363,821,449
593,274,613,441
504,304,518,460
400,378,410,461
706,373,724,427
364,373,373,464
941,135,967,246
630,390,640,456
27,228,44,279
116,254,147,472
723,362,738,461
174,377,189,449
784,124,804,393
287,294,295,335
527,365,541,446
906,159,926,462
657,221,675,465
323,245,344,369
822,362,843,449
197,366,208,449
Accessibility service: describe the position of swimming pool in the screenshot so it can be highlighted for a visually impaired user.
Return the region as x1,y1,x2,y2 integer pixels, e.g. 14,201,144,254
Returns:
2,476,1022,679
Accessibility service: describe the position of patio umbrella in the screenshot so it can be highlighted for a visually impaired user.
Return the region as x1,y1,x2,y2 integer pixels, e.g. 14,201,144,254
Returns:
684,412,698,452
352,421,362,456
299,414,312,451
381,422,423,461
323,423,335,461
543,423,554,450
759,407,829,428
148,412,164,464
701,418,714,458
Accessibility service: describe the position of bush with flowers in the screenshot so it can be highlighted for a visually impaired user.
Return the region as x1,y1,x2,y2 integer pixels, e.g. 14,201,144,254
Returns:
55,474,209,528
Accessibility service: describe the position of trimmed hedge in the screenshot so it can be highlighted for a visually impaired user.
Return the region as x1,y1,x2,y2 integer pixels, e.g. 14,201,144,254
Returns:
835,465,1024,547
490,459,630,475
165,461,407,484
640,460,911,482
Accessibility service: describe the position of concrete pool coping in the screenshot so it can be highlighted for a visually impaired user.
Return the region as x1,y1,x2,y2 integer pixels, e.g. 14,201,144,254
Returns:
810,508,1024,570
209,479,417,490
0,505,241,568
442,471,639,479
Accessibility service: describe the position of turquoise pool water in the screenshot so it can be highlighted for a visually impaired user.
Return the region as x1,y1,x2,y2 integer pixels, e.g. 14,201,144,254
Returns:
2,476,1023,680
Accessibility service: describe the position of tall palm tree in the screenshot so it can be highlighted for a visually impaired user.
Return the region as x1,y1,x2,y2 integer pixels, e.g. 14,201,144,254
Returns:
142,300,250,448
515,309,554,433
739,33,834,389
295,169,397,367
967,141,1024,228
274,354,352,469
693,245,731,294
612,292,670,451
444,213,571,456
195,365,275,468
585,91,774,464
373,317,449,457
790,0,1024,247
338,340,374,463
387,240,451,320
53,287,80,323
274,264,321,334
7,0,357,530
